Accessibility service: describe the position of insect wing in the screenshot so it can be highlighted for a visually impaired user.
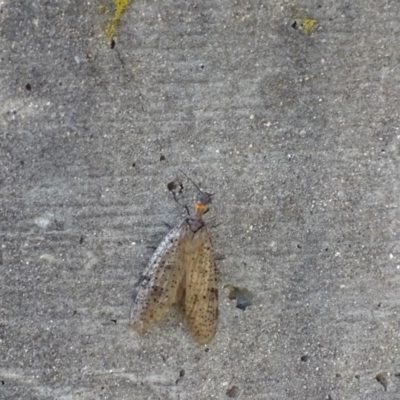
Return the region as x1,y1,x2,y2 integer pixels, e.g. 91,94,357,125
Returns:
182,225,218,344
130,224,186,333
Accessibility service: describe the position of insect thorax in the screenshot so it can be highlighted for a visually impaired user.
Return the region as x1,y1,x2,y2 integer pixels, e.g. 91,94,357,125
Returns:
185,216,205,234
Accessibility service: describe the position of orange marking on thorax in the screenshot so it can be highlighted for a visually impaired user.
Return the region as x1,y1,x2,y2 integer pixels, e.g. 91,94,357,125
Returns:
194,202,207,216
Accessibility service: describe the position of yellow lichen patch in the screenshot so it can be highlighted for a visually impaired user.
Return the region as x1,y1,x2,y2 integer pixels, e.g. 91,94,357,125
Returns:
290,8,318,35
104,0,130,42
98,4,108,14
300,17,317,34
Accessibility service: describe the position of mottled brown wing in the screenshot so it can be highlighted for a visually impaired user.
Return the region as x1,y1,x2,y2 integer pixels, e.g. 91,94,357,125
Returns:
130,223,188,333
182,226,218,344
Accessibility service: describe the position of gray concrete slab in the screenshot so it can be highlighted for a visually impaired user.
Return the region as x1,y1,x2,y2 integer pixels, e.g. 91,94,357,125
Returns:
1,0,400,399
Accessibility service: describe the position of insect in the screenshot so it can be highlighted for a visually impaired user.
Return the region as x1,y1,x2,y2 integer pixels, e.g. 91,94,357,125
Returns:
130,180,218,344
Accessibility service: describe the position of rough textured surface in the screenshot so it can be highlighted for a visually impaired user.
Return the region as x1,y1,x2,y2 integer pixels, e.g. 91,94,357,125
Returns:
1,1,400,399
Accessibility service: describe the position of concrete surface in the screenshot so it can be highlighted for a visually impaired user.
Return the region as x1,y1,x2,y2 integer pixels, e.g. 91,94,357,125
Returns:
1,0,400,399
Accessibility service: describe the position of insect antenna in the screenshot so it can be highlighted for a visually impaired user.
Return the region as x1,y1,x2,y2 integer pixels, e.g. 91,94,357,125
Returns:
178,169,215,196
178,169,203,192
178,169,214,206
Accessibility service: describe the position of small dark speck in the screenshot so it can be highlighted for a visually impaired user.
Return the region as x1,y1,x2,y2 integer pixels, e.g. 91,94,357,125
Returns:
110,39,115,49
292,21,298,29
1,381,4,385
204,348,210,352
226,385,240,398
300,355,308,362
110,319,117,324
79,235,84,244
132,162,136,167
160,154,166,161
25,83,31,91
54,219,64,231
355,374,360,380
336,373,341,378
20,160,25,166
297,244,302,249
175,368,185,384
376,371,389,391
200,64,204,69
